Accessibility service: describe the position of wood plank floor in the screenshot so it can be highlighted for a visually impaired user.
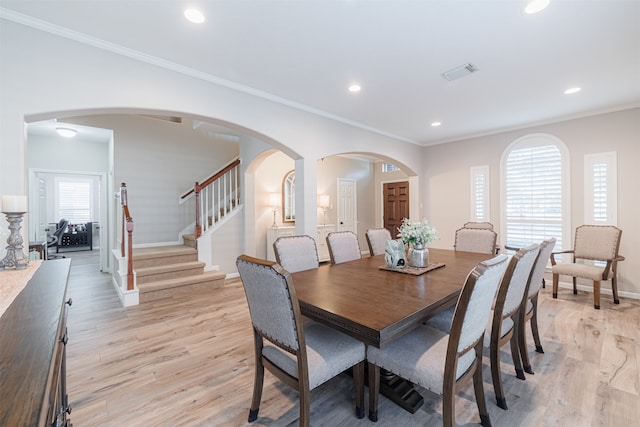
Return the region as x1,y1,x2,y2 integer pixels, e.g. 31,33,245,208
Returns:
64,251,640,426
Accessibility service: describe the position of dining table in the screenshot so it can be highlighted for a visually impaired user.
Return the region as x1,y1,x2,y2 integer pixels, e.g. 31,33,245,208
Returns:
290,248,494,413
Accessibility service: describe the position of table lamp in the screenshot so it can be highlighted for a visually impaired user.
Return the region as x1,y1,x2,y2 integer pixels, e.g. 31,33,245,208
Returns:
268,192,280,227
318,194,330,225
0,195,29,270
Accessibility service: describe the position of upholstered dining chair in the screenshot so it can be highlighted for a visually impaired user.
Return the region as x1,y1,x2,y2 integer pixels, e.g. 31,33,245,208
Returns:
273,235,319,273
551,225,624,309
367,254,509,427
454,227,498,254
427,244,539,410
236,255,366,426
365,228,392,256
463,221,494,230
518,238,556,375
326,231,361,264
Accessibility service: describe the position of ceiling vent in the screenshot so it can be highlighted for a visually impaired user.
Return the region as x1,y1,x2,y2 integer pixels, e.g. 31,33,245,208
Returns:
441,63,479,81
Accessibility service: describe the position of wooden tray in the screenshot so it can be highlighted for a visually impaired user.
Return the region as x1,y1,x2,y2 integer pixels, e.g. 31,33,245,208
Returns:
379,262,446,276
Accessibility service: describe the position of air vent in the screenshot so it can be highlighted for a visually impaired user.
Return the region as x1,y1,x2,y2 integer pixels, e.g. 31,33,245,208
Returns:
442,63,479,81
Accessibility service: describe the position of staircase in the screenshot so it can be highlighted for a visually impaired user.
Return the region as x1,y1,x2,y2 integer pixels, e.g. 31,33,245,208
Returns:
133,245,226,303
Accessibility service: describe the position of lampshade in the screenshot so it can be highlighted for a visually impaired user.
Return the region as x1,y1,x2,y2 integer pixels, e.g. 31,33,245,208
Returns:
318,194,330,209
268,192,280,208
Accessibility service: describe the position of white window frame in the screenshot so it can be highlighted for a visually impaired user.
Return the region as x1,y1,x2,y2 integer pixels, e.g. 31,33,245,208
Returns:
500,133,570,251
470,165,490,222
54,176,95,224
584,151,617,225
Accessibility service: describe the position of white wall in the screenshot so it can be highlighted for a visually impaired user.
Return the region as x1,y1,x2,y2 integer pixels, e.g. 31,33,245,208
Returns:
424,108,640,295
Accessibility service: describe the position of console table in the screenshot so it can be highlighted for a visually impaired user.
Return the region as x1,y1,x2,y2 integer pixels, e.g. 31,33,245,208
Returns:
0,259,73,426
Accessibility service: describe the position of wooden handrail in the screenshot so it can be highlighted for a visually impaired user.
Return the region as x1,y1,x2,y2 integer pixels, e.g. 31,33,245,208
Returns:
120,183,135,291
181,158,241,200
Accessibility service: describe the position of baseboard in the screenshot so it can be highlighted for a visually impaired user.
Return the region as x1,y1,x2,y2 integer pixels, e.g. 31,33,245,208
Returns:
112,276,139,306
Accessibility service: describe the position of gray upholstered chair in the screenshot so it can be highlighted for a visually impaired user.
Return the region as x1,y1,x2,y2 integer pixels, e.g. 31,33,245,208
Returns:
454,227,497,254
236,255,366,426
551,225,624,309
428,245,539,410
463,221,494,230
519,238,556,374
365,228,392,256
273,235,319,273
367,254,509,426
326,231,361,264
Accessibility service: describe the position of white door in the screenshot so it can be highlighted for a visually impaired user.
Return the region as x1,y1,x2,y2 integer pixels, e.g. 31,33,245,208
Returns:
37,174,48,241
337,179,357,233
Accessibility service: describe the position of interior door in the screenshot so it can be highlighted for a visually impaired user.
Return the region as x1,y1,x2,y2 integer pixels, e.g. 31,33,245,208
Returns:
383,181,410,238
337,179,357,233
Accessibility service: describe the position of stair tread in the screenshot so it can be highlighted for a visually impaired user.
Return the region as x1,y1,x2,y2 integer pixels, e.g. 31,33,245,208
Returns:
132,245,197,260
137,271,226,292
136,261,205,276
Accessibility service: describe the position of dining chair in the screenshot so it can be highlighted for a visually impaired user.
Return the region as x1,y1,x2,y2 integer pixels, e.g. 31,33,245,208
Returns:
236,255,366,426
518,238,556,375
367,253,509,427
454,227,498,254
463,221,494,230
427,244,540,410
365,228,392,256
551,225,624,309
326,231,361,264
273,235,319,273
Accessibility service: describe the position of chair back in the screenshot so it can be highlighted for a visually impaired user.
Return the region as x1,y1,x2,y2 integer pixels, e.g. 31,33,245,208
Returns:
326,231,361,264
236,255,302,353
463,221,494,230
527,238,556,298
450,254,509,356
48,219,69,247
573,225,622,261
454,227,497,254
495,244,539,320
273,235,319,273
365,228,392,256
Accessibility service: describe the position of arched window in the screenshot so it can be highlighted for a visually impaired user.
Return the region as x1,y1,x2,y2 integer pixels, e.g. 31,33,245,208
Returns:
500,134,570,251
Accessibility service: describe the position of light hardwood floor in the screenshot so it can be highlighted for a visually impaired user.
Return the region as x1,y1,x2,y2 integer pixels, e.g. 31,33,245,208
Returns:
64,251,640,426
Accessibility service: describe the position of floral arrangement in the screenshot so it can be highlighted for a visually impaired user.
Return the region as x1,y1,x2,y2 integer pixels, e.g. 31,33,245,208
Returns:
397,218,438,246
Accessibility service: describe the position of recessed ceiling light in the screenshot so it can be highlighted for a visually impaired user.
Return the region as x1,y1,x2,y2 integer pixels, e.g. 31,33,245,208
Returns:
184,8,205,24
564,87,582,95
431,122,442,127
524,0,550,14
56,127,77,137
348,84,361,93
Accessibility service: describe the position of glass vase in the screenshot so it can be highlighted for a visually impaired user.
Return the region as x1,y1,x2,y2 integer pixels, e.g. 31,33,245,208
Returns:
408,243,429,268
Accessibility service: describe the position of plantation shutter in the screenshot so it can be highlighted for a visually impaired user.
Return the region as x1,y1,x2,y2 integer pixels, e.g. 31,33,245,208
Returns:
58,180,91,223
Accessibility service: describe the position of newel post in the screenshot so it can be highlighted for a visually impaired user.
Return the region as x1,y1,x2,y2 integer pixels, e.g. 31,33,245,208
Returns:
195,181,202,239
120,182,128,257
126,218,134,290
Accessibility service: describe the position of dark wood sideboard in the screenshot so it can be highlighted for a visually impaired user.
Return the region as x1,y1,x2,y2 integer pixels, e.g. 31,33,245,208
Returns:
0,259,73,426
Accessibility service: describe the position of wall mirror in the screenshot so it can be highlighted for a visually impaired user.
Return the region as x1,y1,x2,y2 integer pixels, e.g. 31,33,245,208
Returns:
282,170,295,223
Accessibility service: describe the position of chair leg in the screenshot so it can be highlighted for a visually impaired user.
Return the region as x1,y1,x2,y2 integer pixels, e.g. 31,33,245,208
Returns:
510,324,526,381
552,274,559,299
593,280,601,309
490,338,507,410
518,308,534,375
367,363,380,422
573,277,577,295
612,276,620,304
530,298,544,354
473,345,492,427
352,361,365,419
248,358,265,422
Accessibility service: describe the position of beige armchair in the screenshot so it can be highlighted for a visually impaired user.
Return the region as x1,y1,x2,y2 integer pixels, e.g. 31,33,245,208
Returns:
551,225,624,309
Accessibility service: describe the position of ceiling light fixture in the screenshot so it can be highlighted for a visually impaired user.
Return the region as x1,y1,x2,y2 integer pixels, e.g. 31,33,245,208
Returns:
524,0,550,14
184,8,205,24
56,127,77,138
431,122,442,127
441,63,479,81
564,87,582,95
348,84,361,93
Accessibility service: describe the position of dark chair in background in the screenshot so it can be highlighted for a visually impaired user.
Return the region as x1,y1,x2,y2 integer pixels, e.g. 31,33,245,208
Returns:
47,219,69,259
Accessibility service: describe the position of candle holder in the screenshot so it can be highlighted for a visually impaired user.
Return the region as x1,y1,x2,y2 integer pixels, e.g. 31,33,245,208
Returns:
0,211,28,270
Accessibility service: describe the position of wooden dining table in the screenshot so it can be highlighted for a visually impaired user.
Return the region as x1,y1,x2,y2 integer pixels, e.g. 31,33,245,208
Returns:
291,248,493,349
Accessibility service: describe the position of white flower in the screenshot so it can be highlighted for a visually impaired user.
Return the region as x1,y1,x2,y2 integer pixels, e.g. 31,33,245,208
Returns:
397,218,438,246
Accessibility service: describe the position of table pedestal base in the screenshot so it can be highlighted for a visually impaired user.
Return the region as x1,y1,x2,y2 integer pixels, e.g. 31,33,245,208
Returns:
379,369,424,413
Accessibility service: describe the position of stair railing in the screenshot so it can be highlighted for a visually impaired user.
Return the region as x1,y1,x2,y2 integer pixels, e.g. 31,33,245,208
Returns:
181,158,241,239
120,182,134,290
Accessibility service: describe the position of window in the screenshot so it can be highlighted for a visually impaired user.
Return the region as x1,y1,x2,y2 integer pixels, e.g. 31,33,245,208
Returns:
470,165,489,222
501,134,570,251
584,152,617,225
56,177,93,223
382,163,400,173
